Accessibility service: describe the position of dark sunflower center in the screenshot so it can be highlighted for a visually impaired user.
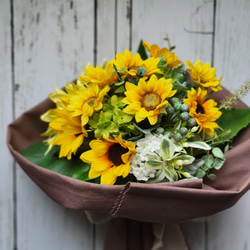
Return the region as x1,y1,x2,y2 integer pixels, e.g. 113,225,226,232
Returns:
196,103,205,114
87,98,96,106
141,93,161,111
200,76,207,83
108,143,129,166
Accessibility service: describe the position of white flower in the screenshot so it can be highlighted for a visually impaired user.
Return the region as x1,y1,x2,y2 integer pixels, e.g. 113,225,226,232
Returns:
130,133,195,182
129,134,167,181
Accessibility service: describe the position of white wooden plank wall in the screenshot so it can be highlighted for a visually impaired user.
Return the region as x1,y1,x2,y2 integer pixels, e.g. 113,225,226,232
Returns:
0,0,249,249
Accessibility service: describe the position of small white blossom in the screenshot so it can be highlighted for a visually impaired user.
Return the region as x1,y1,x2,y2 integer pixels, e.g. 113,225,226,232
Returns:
130,133,195,182
130,134,168,181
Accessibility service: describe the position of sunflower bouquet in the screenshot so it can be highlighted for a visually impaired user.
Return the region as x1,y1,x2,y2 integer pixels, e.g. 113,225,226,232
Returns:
21,41,250,186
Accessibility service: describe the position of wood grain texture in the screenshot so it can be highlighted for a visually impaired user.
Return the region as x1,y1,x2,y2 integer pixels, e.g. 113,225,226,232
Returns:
208,1,250,249
0,0,14,249
13,1,95,249
131,0,214,63
116,0,132,52
96,0,116,66
213,0,250,106
1,0,249,249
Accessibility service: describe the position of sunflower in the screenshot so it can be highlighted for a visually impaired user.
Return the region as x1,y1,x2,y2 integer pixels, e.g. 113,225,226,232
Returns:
45,107,88,159
143,41,182,68
186,60,223,92
183,88,222,136
78,60,118,87
114,49,143,77
122,74,176,125
141,57,162,78
41,83,88,158
47,82,80,108
163,50,182,68
143,41,168,57
80,134,136,185
67,83,110,126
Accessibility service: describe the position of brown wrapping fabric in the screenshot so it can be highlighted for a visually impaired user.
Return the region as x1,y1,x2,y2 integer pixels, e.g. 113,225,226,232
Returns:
7,88,250,249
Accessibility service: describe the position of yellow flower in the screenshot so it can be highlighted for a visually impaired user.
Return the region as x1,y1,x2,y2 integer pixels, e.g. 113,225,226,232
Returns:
80,135,136,185
47,82,80,108
141,57,162,78
186,60,223,92
122,75,176,125
78,60,118,87
41,82,89,157
143,41,182,68
67,83,110,126
46,108,87,160
143,41,168,57
183,88,222,136
114,49,143,77
163,50,182,68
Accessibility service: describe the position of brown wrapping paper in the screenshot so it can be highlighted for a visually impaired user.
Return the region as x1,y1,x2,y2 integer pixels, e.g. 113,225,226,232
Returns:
7,88,250,249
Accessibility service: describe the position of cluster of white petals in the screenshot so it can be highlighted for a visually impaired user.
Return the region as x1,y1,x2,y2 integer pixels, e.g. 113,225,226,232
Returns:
129,133,168,181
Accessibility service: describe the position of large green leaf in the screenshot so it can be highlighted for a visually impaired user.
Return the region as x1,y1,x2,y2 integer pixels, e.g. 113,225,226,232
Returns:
21,142,91,181
217,108,250,141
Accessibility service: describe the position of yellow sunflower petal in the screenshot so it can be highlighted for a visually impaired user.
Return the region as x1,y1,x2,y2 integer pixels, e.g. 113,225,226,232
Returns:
100,169,117,185
147,114,158,125
80,150,99,163
89,168,103,179
89,140,112,156
91,157,113,171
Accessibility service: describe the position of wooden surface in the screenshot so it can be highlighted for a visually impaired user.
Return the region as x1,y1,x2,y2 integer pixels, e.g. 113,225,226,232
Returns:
1,0,249,249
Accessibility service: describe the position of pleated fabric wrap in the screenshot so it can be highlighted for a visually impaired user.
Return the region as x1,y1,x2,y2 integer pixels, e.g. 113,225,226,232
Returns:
7,88,250,250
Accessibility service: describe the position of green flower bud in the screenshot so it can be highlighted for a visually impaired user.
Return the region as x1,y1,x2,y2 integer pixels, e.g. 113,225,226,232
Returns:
181,104,189,112
136,67,146,77
166,105,175,115
179,127,188,135
156,127,165,134
174,103,182,111
180,112,190,121
191,126,199,133
170,97,179,105
187,118,197,127
174,132,183,142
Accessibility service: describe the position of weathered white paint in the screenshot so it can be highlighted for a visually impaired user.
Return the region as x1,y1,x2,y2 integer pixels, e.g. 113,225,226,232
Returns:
0,0,14,249
96,0,116,66
13,1,95,249
116,0,132,52
131,0,214,63
1,0,249,249
214,0,250,106
208,1,250,249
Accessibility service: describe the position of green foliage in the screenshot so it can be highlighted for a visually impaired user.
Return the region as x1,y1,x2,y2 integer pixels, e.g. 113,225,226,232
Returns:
183,146,225,180
193,147,225,179
137,40,148,60
146,160,163,168
160,138,172,159
183,141,211,150
88,95,137,138
21,142,92,182
212,108,250,147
